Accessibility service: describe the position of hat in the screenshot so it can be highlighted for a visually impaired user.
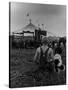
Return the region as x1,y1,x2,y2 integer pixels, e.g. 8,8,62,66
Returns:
41,37,48,44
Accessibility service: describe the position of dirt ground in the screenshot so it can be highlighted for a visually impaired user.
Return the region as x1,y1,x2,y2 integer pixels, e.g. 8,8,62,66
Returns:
9,48,66,88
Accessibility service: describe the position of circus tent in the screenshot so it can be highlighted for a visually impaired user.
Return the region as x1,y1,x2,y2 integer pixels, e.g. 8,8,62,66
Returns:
13,19,38,36
23,19,37,32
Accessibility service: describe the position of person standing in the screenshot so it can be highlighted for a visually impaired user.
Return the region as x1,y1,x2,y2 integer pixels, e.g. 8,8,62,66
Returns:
34,37,54,75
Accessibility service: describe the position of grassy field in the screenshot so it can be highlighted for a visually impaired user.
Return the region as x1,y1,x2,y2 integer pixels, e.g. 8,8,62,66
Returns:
9,48,66,88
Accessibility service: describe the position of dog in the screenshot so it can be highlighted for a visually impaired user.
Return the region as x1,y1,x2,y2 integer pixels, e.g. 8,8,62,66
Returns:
54,54,65,73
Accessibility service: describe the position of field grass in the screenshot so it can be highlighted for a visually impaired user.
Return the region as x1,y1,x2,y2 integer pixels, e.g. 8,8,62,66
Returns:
9,48,66,88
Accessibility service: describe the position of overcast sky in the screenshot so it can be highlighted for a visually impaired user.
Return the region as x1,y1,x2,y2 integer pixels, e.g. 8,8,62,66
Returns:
10,2,66,37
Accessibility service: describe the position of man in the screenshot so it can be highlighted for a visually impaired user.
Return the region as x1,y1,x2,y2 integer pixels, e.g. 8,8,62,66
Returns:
34,37,54,65
34,37,54,73
33,37,54,81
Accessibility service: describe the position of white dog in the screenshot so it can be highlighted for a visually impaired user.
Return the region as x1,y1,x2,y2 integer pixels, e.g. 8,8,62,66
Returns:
54,54,65,73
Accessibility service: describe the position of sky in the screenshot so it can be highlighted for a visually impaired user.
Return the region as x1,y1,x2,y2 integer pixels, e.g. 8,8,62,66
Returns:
10,2,66,37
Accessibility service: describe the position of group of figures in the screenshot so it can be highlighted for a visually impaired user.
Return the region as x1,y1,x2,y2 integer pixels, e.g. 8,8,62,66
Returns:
10,34,66,49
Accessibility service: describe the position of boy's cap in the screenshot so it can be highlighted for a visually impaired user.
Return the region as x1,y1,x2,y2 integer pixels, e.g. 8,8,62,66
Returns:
41,37,48,43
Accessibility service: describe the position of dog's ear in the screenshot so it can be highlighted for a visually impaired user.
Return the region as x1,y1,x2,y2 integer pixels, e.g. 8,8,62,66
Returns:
54,66,60,73
55,66,58,72
59,64,65,71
